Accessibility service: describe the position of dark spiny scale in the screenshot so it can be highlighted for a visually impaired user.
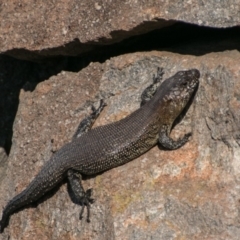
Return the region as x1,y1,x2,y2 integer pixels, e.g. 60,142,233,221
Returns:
0,68,200,233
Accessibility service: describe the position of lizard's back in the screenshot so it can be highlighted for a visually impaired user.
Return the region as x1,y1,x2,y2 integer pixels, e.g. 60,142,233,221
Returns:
56,101,159,175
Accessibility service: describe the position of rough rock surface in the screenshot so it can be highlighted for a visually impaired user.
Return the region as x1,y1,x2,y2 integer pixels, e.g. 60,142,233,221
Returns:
1,51,240,239
1,0,240,59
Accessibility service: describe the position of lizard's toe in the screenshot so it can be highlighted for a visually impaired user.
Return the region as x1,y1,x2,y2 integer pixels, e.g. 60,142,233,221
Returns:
79,189,94,221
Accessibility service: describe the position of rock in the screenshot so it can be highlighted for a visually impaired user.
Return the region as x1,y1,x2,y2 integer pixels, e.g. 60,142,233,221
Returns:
0,55,69,161
1,51,240,239
0,1,240,60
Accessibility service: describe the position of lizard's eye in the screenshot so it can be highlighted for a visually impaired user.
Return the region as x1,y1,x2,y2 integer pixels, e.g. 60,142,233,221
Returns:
182,81,188,86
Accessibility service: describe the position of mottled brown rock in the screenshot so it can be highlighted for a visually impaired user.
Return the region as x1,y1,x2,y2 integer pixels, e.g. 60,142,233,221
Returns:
1,1,240,59
1,51,240,239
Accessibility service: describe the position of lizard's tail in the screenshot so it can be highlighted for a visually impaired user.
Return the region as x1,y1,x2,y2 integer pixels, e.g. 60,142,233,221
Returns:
0,157,66,233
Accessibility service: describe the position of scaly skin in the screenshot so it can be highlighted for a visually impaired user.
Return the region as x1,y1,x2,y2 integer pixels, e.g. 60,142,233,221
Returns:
0,68,200,233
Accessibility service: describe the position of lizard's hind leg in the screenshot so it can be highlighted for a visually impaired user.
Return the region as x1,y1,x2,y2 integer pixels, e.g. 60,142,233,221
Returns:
67,169,94,222
69,100,106,221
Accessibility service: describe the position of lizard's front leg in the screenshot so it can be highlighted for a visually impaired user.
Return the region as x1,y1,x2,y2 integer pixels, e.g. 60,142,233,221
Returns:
72,99,106,139
158,125,191,150
67,169,94,222
141,67,164,106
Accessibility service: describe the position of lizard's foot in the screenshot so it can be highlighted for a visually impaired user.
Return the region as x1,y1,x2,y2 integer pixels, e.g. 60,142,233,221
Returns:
153,67,164,84
79,189,94,222
73,99,107,139
159,125,192,150
175,132,192,148
141,67,165,106
182,132,192,141
67,170,95,222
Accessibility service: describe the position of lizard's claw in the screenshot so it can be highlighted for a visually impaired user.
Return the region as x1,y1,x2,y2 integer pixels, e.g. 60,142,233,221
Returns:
79,189,94,222
182,132,192,143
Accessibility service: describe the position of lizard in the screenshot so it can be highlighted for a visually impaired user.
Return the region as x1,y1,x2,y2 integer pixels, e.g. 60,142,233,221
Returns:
0,67,200,233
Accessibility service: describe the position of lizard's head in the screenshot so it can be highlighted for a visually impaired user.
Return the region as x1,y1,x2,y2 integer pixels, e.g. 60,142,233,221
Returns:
162,69,200,103
156,69,200,122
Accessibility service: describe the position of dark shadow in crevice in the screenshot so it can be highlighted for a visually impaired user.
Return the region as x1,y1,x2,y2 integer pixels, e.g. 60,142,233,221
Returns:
0,55,68,154
4,19,175,61
65,22,240,72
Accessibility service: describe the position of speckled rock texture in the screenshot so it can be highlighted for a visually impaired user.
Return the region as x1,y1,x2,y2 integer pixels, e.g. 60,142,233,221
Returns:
1,51,240,239
0,0,240,59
